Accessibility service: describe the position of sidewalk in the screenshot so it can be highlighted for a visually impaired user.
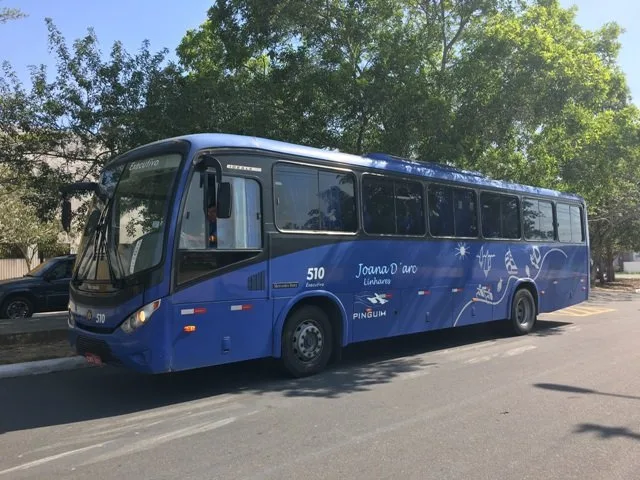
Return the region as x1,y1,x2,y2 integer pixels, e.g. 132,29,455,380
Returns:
0,312,68,346
0,312,67,335
0,312,78,376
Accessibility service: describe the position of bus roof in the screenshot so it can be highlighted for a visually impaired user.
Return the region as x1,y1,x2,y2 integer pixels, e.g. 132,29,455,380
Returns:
144,133,585,202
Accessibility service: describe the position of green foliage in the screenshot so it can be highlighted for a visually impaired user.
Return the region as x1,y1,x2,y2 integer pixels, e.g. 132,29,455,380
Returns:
0,166,61,268
0,2,25,24
0,0,639,278
0,18,173,227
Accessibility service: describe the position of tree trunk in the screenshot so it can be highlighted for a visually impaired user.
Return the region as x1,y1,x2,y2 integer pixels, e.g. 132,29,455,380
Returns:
18,244,39,271
594,256,606,285
606,249,615,283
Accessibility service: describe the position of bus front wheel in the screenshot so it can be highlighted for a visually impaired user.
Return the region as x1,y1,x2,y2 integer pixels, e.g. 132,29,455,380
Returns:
281,305,333,378
510,288,537,335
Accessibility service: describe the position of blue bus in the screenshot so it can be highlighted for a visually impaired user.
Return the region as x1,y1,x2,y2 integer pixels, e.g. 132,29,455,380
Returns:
61,133,589,377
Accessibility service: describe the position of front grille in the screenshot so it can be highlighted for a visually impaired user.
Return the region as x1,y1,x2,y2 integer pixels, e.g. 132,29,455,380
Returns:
76,336,117,363
76,322,117,334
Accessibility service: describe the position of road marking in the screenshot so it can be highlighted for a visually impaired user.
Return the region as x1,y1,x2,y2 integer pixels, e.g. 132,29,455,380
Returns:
78,416,238,466
466,355,496,364
20,402,244,459
0,443,108,476
397,370,432,380
503,345,538,357
466,345,537,364
546,305,615,317
83,394,238,429
434,340,499,356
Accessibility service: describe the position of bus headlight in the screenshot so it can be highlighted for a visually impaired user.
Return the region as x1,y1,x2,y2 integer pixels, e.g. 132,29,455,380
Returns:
121,299,162,334
68,301,76,328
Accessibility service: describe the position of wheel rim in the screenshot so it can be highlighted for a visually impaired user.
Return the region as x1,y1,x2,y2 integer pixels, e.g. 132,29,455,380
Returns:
515,297,533,326
292,319,324,363
6,300,29,319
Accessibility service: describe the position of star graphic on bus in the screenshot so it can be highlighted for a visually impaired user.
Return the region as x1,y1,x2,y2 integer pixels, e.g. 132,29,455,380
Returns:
455,242,470,259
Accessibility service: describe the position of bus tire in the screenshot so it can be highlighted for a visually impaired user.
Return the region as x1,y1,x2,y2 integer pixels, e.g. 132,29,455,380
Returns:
510,288,536,335
281,305,333,378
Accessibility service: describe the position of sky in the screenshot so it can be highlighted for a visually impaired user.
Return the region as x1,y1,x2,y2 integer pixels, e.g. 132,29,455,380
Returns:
0,0,638,104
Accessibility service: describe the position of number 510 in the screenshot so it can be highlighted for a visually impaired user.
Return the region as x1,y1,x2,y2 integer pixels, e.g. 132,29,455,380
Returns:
306,267,325,281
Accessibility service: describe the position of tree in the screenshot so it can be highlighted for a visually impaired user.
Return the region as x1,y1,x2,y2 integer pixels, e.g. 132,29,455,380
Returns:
0,18,173,227
176,0,639,281
547,105,640,281
0,166,60,269
1,0,637,281
0,2,25,24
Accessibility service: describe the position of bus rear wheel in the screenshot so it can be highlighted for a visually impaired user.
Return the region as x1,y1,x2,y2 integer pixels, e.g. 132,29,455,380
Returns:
510,288,536,335
281,305,333,378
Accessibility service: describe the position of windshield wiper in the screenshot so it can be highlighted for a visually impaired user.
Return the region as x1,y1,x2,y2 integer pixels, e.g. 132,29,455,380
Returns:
76,197,123,289
96,201,126,289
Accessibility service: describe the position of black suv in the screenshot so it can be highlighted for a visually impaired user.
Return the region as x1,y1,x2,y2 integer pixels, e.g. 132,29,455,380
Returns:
0,255,76,319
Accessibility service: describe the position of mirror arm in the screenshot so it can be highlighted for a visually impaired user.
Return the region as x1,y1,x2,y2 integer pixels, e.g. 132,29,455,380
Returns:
195,154,223,179
59,182,98,196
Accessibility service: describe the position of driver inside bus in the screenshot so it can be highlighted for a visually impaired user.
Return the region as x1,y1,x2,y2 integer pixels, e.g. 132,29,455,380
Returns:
207,202,217,248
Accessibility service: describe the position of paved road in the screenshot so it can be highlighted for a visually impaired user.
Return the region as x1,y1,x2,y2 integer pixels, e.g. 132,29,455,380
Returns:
1,292,639,479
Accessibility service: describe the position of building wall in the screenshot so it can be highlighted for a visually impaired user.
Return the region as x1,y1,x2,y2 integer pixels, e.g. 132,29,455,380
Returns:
0,258,30,280
623,261,640,273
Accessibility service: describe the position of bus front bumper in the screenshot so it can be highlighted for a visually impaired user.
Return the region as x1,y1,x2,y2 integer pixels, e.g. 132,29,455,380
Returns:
69,325,169,374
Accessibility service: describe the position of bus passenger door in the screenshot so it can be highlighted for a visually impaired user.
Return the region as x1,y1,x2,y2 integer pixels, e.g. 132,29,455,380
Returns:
171,165,270,370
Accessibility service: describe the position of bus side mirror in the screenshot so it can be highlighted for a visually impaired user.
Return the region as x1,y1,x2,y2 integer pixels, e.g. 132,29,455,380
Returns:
60,182,98,195
61,198,72,232
217,182,232,219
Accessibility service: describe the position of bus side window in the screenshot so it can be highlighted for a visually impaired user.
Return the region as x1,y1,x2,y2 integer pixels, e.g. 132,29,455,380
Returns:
524,198,554,241
274,164,357,233
179,173,207,249
481,193,520,239
453,188,478,238
428,185,454,237
395,181,425,235
362,177,395,234
569,205,584,243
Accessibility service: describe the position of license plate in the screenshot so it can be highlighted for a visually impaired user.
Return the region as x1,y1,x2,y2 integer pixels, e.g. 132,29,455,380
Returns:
85,353,103,366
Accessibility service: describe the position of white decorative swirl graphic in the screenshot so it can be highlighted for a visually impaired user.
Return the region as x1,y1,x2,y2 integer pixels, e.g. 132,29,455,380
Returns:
452,248,568,327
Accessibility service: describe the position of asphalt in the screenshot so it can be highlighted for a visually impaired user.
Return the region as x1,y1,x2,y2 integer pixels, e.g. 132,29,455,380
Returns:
1,290,639,479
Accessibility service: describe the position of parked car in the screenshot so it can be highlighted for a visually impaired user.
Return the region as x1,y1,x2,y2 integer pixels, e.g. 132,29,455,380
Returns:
0,254,76,319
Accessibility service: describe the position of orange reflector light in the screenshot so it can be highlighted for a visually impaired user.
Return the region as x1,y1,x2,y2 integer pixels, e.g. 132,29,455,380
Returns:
183,325,196,333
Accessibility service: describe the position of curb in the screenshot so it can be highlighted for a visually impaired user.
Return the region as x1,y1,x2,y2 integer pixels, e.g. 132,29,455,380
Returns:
0,356,91,380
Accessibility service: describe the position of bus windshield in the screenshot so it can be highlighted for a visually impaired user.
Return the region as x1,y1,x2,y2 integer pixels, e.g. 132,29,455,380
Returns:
74,153,183,287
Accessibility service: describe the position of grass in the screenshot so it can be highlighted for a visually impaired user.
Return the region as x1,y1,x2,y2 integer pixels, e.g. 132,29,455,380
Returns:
0,340,75,365
617,272,640,278
593,276,640,292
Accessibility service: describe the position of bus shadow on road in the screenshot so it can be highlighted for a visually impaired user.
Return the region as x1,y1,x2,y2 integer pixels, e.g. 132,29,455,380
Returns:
0,319,571,434
253,319,572,399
